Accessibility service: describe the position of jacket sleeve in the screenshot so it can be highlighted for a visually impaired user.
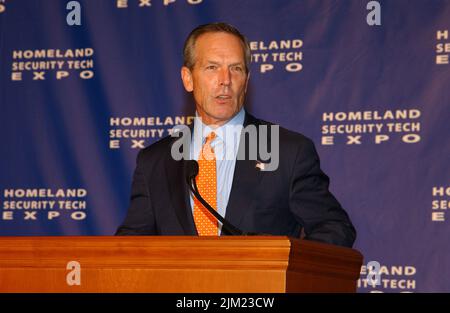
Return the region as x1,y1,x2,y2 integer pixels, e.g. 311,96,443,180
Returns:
115,149,157,235
288,138,356,247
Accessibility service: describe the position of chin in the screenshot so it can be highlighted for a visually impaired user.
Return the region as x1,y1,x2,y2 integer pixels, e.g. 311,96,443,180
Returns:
200,103,240,124
218,105,240,116
213,111,237,123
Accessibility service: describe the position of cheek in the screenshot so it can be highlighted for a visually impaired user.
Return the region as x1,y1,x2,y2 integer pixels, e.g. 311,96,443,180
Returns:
193,85,211,107
195,77,215,94
233,75,247,90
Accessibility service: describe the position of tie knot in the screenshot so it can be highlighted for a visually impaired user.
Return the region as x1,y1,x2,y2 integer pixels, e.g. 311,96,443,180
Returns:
200,131,216,161
206,131,216,143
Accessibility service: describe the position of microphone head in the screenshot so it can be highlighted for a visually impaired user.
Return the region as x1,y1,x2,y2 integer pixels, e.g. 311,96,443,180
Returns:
185,160,199,180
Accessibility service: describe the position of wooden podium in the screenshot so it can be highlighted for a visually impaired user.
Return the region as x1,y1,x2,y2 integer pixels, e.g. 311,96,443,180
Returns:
0,236,363,293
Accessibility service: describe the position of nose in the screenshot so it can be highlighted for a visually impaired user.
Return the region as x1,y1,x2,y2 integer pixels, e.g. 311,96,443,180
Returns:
218,68,231,86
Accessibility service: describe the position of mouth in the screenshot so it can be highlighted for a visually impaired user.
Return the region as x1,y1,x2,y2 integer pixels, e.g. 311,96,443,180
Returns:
215,93,233,104
215,95,232,100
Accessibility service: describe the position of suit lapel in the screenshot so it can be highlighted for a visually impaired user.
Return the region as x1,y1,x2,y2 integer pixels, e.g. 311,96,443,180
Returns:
223,113,266,234
165,140,198,235
164,113,268,236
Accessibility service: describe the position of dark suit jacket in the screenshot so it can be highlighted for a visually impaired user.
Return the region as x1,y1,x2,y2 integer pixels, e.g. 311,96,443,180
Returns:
115,112,356,247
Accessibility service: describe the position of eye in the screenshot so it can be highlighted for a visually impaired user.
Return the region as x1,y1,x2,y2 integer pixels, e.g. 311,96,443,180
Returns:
206,65,217,70
232,65,243,72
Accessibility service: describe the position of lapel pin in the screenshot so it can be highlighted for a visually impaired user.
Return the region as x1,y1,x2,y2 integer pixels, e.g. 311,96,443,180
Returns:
255,161,266,171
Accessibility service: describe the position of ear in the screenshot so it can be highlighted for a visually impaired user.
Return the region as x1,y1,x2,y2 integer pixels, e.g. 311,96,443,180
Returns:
181,66,193,92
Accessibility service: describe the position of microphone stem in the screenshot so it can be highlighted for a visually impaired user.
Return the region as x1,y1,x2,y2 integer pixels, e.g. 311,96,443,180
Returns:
189,177,243,236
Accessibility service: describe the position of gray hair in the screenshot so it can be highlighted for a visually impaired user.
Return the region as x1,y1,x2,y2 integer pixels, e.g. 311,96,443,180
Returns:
183,22,251,74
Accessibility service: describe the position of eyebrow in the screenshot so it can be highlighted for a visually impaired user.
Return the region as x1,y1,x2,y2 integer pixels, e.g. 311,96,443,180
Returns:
205,61,244,67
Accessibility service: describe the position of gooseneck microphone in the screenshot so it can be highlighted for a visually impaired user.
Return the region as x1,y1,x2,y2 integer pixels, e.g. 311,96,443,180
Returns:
185,160,244,236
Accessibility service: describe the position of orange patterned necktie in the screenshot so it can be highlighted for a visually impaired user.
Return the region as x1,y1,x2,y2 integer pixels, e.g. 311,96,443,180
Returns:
193,132,218,236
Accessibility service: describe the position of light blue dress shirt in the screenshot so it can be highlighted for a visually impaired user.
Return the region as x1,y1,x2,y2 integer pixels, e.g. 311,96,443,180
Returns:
190,108,245,235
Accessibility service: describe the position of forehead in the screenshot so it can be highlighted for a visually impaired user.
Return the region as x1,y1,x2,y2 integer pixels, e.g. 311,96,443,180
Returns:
194,32,245,63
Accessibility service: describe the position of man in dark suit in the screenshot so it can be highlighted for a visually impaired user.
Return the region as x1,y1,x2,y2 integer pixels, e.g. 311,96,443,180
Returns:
115,22,356,248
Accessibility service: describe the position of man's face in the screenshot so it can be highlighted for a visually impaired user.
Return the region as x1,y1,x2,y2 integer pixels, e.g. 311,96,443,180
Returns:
181,32,250,126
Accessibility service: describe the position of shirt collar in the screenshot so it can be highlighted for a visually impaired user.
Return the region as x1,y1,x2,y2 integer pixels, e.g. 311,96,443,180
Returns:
193,108,246,143
191,108,245,160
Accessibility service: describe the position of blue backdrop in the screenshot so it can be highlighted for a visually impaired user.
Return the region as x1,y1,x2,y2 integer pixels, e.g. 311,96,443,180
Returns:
1,0,449,292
